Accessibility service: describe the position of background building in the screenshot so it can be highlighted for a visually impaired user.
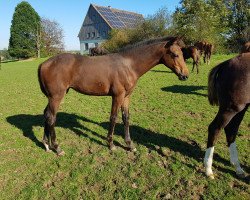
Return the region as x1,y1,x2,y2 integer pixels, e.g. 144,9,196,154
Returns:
78,4,143,54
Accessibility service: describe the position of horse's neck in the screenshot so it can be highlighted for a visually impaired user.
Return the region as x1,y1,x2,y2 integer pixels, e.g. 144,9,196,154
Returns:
123,44,163,78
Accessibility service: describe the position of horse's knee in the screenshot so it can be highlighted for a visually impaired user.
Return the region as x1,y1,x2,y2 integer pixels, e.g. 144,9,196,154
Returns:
110,115,117,122
122,112,129,123
44,109,56,126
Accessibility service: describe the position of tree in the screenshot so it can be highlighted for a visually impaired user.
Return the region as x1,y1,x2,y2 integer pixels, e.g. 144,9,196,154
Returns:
8,1,40,58
226,0,250,51
103,7,172,52
172,0,229,52
40,17,65,57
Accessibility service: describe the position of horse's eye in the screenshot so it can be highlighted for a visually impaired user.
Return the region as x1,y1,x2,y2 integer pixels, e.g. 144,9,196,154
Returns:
171,53,178,58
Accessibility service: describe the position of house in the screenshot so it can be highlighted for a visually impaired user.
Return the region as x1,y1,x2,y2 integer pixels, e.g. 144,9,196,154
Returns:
78,4,144,54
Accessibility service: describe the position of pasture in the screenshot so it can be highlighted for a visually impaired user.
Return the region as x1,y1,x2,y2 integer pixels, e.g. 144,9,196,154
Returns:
0,54,249,199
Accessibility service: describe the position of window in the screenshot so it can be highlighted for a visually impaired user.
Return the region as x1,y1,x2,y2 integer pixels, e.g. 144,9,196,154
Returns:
92,32,95,37
103,31,106,37
85,43,89,50
87,33,90,38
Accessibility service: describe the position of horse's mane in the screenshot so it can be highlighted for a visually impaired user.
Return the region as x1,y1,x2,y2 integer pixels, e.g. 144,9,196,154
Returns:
117,36,184,53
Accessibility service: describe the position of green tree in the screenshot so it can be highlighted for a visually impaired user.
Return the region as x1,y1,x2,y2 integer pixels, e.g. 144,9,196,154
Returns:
103,7,172,52
172,0,229,52
226,0,250,51
8,1,41,58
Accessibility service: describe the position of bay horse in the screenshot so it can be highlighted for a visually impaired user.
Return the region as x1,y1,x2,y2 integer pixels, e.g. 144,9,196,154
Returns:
182,46,200,73
241,41,250,53
204,52,250,179
38,36,189,155
194,41,213,65
89,46,109,56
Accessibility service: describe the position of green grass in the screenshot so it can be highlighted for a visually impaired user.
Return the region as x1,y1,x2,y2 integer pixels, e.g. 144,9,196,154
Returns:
0,54,249,199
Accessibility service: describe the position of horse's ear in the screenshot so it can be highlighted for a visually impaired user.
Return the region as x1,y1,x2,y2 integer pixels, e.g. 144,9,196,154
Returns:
164,37,178,49
165,37,186,49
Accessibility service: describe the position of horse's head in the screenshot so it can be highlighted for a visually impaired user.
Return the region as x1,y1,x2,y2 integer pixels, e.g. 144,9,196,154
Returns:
161,37,189,80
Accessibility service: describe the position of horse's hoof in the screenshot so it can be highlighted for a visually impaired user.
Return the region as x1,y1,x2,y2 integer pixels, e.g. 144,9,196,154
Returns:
45,149,52,153
129,147,137,152
57,150,65,156
236,172,246,179
208,174,215,179
110,145,117,151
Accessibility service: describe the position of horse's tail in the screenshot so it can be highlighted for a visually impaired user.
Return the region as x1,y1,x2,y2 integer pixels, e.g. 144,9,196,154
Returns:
38,63,48,97
208,64,222,106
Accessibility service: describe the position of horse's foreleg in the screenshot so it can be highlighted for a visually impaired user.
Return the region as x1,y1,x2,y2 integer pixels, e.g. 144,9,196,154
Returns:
225,106,248,178
204,107,239,179
192,60,195,73
121,96,136,152
107,94,125,150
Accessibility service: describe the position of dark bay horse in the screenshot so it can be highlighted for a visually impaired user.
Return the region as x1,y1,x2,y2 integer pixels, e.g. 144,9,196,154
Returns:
182,46,200,73
38,36,189,155
241,41,250,53
204,52,250,179
89,46,109,56
194,41,213,65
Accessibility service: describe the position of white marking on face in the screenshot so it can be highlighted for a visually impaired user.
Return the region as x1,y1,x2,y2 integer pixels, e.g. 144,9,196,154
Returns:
229,142,245,176
204,146,214,176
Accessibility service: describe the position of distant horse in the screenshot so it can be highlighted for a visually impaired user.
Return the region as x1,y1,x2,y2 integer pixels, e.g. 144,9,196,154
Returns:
38,36,189,155
204,43,213,64
204,53,250,179
241,41,250,53
194,41,213,64
182,46,200,73
89,46,109,56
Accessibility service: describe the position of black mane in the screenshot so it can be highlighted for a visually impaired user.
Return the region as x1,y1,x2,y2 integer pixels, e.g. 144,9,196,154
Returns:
117,36,182,53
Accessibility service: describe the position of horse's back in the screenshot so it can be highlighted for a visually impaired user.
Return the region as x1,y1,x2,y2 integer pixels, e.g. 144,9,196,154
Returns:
218,53,250,104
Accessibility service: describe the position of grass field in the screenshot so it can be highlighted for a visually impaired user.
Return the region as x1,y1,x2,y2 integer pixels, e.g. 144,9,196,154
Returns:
0,54,249,199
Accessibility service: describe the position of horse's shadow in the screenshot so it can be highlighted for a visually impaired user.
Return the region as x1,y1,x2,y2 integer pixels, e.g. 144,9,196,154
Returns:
6,113,249,182
161,85,207,97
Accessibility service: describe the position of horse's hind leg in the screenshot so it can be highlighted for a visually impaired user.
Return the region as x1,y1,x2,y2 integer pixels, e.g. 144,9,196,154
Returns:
224,105,248,178
44,95,65,155
204,105,243,179
121,96,136,152
43,105,51,152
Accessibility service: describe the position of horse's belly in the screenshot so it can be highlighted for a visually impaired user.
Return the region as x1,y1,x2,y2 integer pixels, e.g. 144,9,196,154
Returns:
72,81,110,96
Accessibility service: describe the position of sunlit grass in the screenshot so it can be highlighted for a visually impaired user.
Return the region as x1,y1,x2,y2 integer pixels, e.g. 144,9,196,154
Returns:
0,54,249,199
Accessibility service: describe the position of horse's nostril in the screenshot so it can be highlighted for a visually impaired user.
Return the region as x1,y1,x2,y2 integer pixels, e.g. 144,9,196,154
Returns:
179,75,188,81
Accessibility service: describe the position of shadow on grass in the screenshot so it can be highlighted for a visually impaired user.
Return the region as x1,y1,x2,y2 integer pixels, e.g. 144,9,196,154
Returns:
161,85,207,97
6,112,249,182
150,69,173,73
6,113,109,150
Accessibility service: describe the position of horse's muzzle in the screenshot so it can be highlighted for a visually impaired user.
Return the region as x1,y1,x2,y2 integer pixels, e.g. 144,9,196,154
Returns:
179,75,188,81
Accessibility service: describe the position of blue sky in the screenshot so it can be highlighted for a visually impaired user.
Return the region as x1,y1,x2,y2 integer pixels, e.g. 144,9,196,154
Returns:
0,0,180,50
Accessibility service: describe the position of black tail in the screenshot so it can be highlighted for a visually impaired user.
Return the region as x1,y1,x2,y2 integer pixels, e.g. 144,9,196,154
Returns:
208,64,222,105
38,64,48,97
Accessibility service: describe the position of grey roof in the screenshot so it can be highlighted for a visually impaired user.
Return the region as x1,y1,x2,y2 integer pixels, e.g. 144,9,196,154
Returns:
92,4,144,29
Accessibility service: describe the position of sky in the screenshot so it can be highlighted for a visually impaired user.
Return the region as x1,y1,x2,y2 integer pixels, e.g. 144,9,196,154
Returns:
0,0,181,50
